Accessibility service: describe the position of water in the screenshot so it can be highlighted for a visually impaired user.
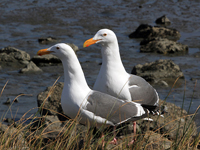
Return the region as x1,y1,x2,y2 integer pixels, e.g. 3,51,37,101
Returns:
0,0,199,130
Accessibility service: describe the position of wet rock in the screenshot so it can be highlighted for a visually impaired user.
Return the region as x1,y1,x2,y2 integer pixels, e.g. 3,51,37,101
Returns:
38,36,78,51
31,54,61,66
3,98,19,105
160,105,168,114
38,36,58,44
3,118,22,127
3,98,11,105
155,15,171,26
155,80,169,87
0,123,28,149
45,115,62,129
0,46,31,67
4,118,15,124
67,43,79,52
138,100,198,142
131,59,184,82
0,123,9,132
143,131,172,149
31,43,78,66
19,61,42,73
140,37,188,54
28,115,87,148
37,82,68,120
129,24,180,41
13,98,19,103
38,128,66,145
30,115,62,131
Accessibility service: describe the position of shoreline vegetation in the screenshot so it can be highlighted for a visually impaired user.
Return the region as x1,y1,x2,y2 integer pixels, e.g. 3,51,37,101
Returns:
0,79,199,150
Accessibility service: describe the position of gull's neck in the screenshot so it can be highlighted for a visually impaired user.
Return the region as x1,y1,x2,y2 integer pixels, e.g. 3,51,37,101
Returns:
101,40,126,73
60,53,90,92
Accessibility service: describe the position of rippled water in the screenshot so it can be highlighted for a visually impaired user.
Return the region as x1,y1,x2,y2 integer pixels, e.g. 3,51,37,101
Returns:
0,0,199,129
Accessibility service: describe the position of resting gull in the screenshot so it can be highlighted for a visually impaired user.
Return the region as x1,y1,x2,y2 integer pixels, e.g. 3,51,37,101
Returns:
37,43,155,144
84,29,159,143
84,29,159,107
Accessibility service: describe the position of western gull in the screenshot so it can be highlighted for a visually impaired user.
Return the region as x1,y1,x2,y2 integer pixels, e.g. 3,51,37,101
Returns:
83,29,159,143
37,43,155,144
84,29,159,106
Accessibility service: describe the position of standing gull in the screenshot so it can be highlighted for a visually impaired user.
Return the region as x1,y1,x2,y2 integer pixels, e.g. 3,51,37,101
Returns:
37,43,154,144
83,29,159,142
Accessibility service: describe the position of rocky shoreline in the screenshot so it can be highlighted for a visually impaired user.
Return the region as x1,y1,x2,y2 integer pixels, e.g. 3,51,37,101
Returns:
0,43,185,86
0,20,199,149
1,81,199,149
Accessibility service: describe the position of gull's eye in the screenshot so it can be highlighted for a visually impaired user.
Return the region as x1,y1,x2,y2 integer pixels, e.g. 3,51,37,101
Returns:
103,33,107,36
56,46,60,50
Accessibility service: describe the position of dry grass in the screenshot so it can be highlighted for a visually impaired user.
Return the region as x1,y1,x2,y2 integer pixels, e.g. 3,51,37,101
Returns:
0,79,199,150
0,102,199,150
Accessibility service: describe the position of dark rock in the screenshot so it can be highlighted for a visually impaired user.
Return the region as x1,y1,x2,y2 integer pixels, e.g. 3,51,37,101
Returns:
31,43,78,66
37,82,68,120
13,98,19,103
27,115,85,143
0,47,31,67
3,118,22,127
129,24,152,39
30,115,62,131
131,59,184,82
0,123,9,132
0,123,28,148
38,36,58,44
140,37,188,54
155,80,169,87
4,118,14,124
38,37,79,53
33,116,88,149
28,115,87,149
67,43,79,52
129,24,180,41
3,98,11,105
160,105,168,114
143,131,172,149
19,61,42,73
138,100,198,142
31,54,61,66
45,115,62,129
155,15,171,26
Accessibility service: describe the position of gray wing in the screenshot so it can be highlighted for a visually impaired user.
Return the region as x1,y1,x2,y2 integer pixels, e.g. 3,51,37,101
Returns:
128,74,159,106
85,91,147,126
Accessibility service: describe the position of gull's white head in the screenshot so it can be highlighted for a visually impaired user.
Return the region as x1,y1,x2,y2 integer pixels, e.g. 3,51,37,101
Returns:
83,29,117,47
37,43,74,59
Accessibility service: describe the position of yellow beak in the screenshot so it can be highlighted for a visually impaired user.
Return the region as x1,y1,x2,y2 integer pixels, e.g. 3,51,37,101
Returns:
83,38,100,48
37,48,52,56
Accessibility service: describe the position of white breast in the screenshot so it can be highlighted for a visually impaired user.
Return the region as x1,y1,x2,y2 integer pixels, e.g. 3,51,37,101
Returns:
94,69,131,101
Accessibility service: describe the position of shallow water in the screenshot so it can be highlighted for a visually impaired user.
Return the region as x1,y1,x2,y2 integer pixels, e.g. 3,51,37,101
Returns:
0,0,199,130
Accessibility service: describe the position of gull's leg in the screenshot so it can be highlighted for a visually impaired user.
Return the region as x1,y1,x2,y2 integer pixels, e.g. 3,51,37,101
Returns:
109,126,118,145
101,133,105,147
129,121,137,145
